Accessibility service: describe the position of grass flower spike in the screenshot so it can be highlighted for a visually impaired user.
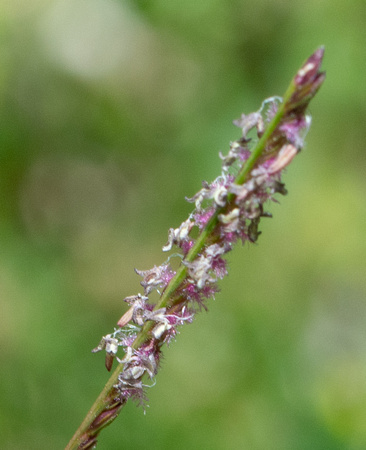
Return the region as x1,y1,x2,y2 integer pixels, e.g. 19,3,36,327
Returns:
66,48,325,449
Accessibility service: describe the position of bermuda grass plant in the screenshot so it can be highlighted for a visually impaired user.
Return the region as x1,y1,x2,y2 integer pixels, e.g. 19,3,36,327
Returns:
66,48,325,449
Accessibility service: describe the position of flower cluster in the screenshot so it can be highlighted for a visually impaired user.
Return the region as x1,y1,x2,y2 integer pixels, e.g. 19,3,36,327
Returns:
91,48,325,408
93,99,307,403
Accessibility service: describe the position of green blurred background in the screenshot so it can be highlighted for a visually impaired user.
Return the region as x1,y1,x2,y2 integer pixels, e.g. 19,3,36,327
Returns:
1,1,365,449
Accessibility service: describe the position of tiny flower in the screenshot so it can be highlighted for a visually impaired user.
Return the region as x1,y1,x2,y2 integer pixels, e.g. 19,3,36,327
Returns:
135,350,158,379
279,117,310,149
118,346,138,365
117,293,149,327
117,384,148,408
162,218,194,252
206,244,229,278
220,141,251,170
151,306,194,342
115,340,161,407
181,239,194,254
119,365,146,386
200,283,220,300
184,255,216,289
212,183,228,207
92,334,119,356
184,282,207,305
233,112,263,140
184,244,227,289
186,181,211,211
92,333,120,371
144,307,168,325
218,208,240,225
193,207,215,230
135,264,175,295
229,182,250,202
205,243,227,258
187,175,233,211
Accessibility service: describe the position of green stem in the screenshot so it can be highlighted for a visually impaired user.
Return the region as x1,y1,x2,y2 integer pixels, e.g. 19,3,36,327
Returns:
66,365,125,449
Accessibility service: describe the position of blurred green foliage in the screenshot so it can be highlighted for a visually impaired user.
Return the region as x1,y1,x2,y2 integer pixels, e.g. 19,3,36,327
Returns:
1,1,366,449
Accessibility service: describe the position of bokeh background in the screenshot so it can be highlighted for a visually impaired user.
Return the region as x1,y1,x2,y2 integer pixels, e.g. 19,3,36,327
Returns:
1,1,365,449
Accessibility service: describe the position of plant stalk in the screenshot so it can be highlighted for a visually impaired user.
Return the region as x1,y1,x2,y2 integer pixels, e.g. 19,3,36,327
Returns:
66,48,325,449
